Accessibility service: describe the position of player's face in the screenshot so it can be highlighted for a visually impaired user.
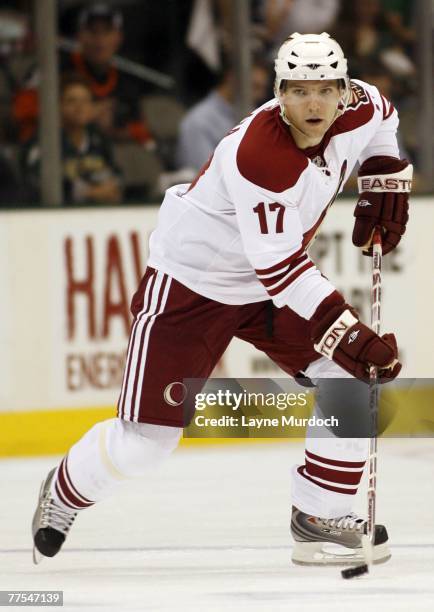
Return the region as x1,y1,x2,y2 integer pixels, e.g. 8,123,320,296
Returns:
281,80,343,146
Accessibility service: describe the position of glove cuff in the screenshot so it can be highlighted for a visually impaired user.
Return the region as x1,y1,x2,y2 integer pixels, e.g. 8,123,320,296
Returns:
313,309,359,359
358,164,413,194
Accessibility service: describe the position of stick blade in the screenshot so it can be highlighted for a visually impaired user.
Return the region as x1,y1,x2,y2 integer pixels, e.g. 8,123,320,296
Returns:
361,533,374,565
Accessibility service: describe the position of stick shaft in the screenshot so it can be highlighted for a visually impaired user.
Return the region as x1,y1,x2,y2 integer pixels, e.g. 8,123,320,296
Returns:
367,228,382,544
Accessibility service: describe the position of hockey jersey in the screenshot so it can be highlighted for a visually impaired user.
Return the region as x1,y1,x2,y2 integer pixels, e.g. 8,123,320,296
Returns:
148,79,400,320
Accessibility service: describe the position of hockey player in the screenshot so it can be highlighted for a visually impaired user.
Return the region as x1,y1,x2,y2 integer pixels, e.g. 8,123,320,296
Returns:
32,33,411,566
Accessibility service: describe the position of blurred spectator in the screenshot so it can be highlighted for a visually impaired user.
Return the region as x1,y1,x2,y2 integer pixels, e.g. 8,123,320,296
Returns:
263,0,340,54
381,0,416,49
13,3,153,145
176,58,270,170
0,147,27,205
342,61,413,194
331,0,415,79
21,74,123,205
0,8,34,142
358,62,420,175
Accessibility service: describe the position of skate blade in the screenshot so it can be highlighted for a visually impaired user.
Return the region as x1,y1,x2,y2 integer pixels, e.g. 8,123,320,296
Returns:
291,541,391,567
32,546,43,565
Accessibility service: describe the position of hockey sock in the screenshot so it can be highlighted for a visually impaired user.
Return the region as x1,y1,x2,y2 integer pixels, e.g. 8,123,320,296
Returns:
292,357,369,518
49,418,181,511
292,435,368,519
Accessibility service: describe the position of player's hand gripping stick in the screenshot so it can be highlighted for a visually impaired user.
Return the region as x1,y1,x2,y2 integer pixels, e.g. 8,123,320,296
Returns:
310,289,400,384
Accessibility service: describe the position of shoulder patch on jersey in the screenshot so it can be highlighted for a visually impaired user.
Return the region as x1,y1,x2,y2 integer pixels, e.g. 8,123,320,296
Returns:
347,81,370,110
236,108,308,193
333,81,375,134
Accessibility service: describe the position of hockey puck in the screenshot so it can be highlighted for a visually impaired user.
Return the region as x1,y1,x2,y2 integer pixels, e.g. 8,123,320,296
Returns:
341,564,369,579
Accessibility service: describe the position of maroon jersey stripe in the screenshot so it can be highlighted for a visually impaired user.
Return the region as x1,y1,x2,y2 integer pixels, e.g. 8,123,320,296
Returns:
64,456,93,504
305,460,364,486
56,458,93,509
381,94,387,118
297,466,358,495
130,274,168,419
119,270,157,419
258,254,308,287
255,245,305,276
55,480,78,510
266,261,315,296
306,449,366,469
384,103,395,119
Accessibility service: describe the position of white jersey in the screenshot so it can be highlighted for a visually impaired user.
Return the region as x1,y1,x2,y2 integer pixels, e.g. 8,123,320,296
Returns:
148,79,399,320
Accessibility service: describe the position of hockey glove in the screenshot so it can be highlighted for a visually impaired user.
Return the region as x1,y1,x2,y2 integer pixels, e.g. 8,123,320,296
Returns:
311,298,401,383
353,156,412,256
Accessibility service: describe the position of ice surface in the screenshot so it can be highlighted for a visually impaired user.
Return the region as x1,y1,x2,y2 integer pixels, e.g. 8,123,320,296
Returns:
1,439,433,611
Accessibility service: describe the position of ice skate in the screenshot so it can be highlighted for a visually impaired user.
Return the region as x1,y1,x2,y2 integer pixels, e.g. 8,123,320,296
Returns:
291,506,391,566
32,468,77,564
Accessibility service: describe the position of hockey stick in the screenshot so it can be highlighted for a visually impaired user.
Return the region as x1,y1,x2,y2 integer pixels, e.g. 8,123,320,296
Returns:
361,227,383,565
341,229,383,579
341,227,383,579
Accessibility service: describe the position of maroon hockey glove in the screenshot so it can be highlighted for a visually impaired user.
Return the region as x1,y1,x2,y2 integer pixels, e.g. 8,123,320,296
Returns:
353,156,412,256
311,294,401,383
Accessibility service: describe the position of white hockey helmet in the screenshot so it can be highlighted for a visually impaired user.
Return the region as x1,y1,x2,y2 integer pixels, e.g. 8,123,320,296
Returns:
274,32,350,116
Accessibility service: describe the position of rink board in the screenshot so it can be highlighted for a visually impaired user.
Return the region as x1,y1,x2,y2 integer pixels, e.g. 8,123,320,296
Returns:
0,200,433,455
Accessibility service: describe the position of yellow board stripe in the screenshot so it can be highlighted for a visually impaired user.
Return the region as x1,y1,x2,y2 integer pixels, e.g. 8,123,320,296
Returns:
0,408,116,457
0,407,285,457
0,387,433,457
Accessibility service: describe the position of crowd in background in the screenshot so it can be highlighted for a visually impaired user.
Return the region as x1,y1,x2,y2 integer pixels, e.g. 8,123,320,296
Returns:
0,0,425,206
